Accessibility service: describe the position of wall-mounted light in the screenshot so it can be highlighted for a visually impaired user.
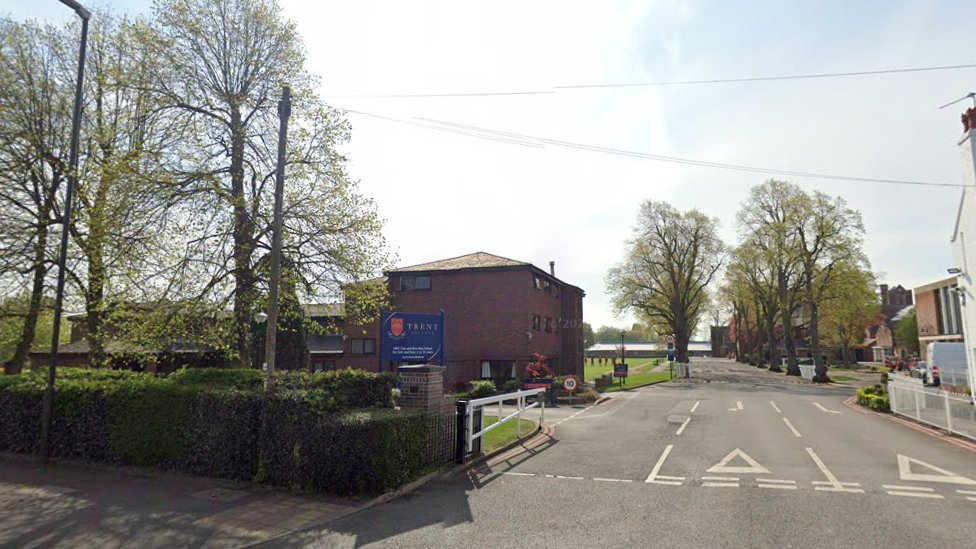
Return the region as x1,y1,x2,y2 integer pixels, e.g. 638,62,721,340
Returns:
948,267,963,274
254,312,268,323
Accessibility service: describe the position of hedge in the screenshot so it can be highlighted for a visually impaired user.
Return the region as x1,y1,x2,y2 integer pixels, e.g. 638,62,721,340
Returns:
0,368,443,496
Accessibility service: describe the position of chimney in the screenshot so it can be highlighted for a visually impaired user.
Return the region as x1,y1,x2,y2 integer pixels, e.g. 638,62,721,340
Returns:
963,108,976,133
549,261,555,276
880,284,889,305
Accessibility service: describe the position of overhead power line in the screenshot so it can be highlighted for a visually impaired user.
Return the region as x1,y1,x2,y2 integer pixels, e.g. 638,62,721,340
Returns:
325,63,976,99
337,107,964,188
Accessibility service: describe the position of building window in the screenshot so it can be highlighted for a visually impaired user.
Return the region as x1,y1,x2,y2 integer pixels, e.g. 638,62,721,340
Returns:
312,360,336,373
399,275,431,291
545,317,552,333
352,338,375,355
555,285,560,298
544,280,551,294
532,315,541,331
533,277,541,290
481,360,516,380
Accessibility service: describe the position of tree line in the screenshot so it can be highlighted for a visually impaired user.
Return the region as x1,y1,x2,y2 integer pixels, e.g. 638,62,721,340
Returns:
0,0,388,373
607,180,881,380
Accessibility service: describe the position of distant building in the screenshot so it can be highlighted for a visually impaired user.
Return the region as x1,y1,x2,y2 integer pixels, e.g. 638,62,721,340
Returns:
710,326,733,358
868,283,914,361
913,277,964,361
584,341,712,359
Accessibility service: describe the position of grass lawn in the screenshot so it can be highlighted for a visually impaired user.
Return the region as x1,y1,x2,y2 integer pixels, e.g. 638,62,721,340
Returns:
597,370,672,393
584,358,661,382
830,375,858,382
481,415,538,453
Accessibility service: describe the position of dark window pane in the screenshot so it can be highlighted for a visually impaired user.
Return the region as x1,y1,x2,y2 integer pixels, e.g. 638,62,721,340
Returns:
364,339,376,354
400,276,415,291
416,275,431,290
352,339,364,354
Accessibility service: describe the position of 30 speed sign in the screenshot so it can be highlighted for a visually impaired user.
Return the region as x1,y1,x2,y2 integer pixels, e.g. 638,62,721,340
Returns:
562,377,578,392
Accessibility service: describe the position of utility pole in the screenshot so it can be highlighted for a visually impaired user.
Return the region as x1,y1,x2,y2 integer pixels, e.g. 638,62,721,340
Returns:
264,85,290,391
41,0,90,462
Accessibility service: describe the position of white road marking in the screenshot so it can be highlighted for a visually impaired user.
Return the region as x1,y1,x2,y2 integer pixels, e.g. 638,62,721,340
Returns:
690,401,701,413
646,444,679,484
897,454,976,485
888,491,944,499
656,475,686,481
728,401,744,412
647,480,683,486
594,478,633,483
707,449,771,475
813,402,842,414
702,482,739,487
758,483,797,490
555,475,584,480
882,485,934,492
967,497,976,502
813,481,860,487
782,418,802,437
500,472,535,477
806,447,864,493
702,476,739,481
676,417,691,435
957,489,976,496
757,479,796,484
769,401,782,413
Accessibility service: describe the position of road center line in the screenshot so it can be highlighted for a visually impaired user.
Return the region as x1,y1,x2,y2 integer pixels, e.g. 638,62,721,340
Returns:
501,472,535,477
782,417,802,437
646,444,676,484
770,401,782,413
702,476,738,481
957,489,976,496
888,491,944,499
883,485,934,492
757,478,796,484
702,482,739,487
690,401,701,413
676,417,691,435
758,484,797,490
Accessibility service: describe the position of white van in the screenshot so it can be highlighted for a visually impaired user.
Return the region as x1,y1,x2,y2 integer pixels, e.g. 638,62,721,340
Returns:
926,342,967,386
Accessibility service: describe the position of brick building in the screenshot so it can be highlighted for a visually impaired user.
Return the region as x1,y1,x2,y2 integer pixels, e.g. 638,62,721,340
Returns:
868,283,915,361
913,277,964,360
334,252,585,390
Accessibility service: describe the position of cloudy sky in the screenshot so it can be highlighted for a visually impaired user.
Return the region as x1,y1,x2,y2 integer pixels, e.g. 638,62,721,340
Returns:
5,0,976,334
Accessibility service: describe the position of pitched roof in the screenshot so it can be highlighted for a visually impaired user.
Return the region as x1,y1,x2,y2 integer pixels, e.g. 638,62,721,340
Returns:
388,252,529,273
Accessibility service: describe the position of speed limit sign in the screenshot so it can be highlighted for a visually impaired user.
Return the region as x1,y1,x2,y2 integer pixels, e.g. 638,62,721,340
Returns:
562,377,578,392
666,334,675,344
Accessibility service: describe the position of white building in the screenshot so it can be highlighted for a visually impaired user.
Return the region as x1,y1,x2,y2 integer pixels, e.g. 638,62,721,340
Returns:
949,108,976,396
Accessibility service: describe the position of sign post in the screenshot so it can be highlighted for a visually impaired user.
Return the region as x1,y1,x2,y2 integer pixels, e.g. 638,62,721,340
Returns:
563,376,578,407
666,334,675,380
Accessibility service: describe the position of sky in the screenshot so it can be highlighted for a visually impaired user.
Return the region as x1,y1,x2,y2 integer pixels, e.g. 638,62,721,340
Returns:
5,0,976,334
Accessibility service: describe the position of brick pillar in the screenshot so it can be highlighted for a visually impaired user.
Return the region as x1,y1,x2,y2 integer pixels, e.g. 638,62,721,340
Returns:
398,364,450,412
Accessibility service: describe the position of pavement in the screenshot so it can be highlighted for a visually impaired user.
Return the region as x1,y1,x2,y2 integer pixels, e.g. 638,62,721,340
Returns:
7,358,976,548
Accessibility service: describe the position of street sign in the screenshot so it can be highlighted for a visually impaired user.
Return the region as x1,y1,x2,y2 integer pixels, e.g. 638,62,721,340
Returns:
665,334,675,344
667,352,675,362
562,377,578,392
523,378,554,390
614,363,629,378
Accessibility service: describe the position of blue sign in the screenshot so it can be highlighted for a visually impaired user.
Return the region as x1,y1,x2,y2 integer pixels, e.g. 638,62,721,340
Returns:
667,352,675,362
380,310,445,364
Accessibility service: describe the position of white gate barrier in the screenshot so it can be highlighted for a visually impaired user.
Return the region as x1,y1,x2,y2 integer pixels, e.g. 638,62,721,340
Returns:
464,388,546,454
798,364,816,381
887,381,976,441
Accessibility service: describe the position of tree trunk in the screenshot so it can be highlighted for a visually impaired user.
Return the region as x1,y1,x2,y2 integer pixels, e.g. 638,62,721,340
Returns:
7,220,50,375
766,309,781,372
230,107,254,369
811,302,828,382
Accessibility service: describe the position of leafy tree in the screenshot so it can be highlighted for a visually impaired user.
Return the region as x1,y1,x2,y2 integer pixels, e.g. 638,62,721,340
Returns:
820,263,879,363
582,322,595,348
894,308,919,356
0,17,71,373
607,200,728,362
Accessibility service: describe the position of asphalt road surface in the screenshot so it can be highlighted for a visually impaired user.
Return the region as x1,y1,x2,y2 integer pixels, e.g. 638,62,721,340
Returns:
263,358,976,549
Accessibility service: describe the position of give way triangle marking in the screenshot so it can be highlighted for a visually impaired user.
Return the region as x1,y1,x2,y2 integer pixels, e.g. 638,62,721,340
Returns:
707,448,771,475
898,455,976,485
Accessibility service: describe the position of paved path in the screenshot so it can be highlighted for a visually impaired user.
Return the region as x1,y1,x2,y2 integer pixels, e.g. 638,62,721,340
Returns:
262,358,976,549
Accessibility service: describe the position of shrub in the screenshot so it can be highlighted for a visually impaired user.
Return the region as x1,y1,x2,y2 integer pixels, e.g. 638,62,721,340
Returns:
168,367,264,388
469,380,497,399
503,379,521,393
856,384,890,412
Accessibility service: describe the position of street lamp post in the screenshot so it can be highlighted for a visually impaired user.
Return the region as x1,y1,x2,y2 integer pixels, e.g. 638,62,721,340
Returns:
263,85,291,391
40,0,91,462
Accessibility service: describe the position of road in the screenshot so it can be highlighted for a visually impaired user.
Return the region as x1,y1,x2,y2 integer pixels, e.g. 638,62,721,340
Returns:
264,358,976,549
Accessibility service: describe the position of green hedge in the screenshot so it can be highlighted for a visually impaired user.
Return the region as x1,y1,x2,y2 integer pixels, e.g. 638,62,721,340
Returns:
0,368,439,496
856,384,890,412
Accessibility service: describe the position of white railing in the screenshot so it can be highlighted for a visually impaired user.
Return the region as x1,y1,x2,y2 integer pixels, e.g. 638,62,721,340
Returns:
465,388,546,454
888,381,976,441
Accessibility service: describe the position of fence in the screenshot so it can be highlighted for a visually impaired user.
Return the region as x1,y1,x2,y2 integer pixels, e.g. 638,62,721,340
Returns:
424,410,458,465
888,379,976,441
459,388,545,459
